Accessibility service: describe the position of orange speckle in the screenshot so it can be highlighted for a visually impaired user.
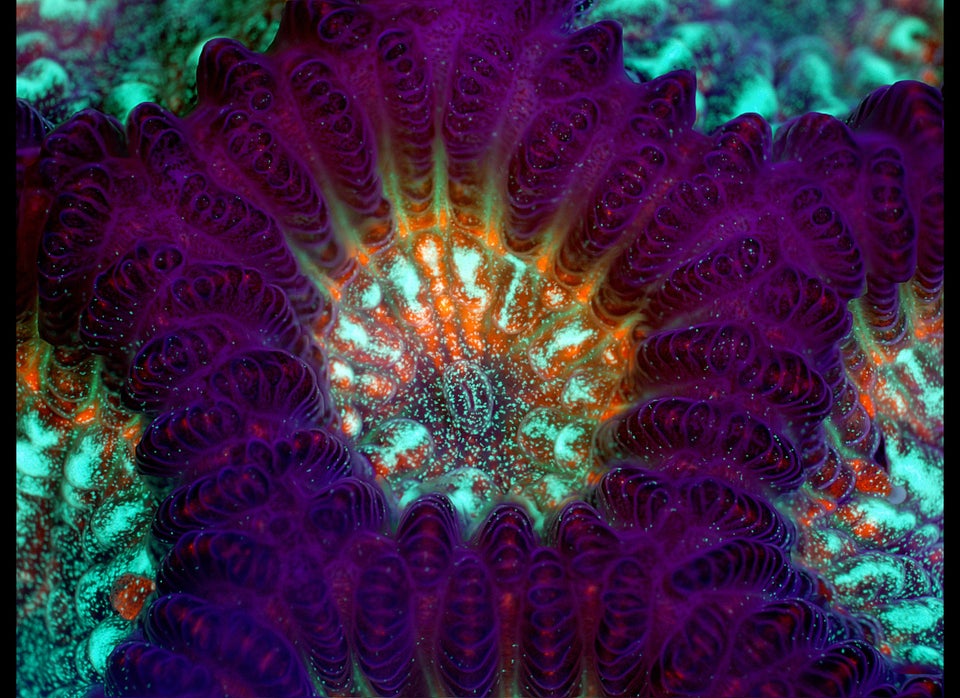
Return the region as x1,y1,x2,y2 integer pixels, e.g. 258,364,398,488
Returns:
360,376,390,400
914,309,943,339
850,458,892,496
339,408,362,439
110,574,156,621
486,231,504,253
436,296,453,318
857,390,876,419
869,349,890,367
575,279,594,304
853,521,880,541
535,254,549,274
836,503,860,525
23,366,40,393
75,404,98,425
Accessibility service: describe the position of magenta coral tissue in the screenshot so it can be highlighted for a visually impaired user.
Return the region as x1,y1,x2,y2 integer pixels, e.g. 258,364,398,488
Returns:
16,0,943,697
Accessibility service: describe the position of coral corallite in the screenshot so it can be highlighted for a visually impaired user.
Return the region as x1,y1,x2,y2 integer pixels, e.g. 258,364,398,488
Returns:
15,1,943,697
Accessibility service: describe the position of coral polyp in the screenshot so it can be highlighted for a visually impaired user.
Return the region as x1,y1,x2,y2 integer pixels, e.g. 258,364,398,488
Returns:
327,213,629,522
16,0,942,696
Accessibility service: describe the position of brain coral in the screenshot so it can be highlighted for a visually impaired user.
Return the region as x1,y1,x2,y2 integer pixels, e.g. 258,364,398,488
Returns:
16,0,943,696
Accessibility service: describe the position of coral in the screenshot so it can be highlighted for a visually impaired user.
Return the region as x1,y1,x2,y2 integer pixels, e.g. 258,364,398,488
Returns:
16,0,942,697
589,0,944,131
16,0,287,122
16,0,944,129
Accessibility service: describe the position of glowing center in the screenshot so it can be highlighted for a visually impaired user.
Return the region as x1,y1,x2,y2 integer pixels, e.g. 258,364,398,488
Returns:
319,221,628,526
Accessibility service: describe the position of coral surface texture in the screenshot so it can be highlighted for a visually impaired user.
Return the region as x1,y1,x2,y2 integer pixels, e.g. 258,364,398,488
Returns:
16,0,943,697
